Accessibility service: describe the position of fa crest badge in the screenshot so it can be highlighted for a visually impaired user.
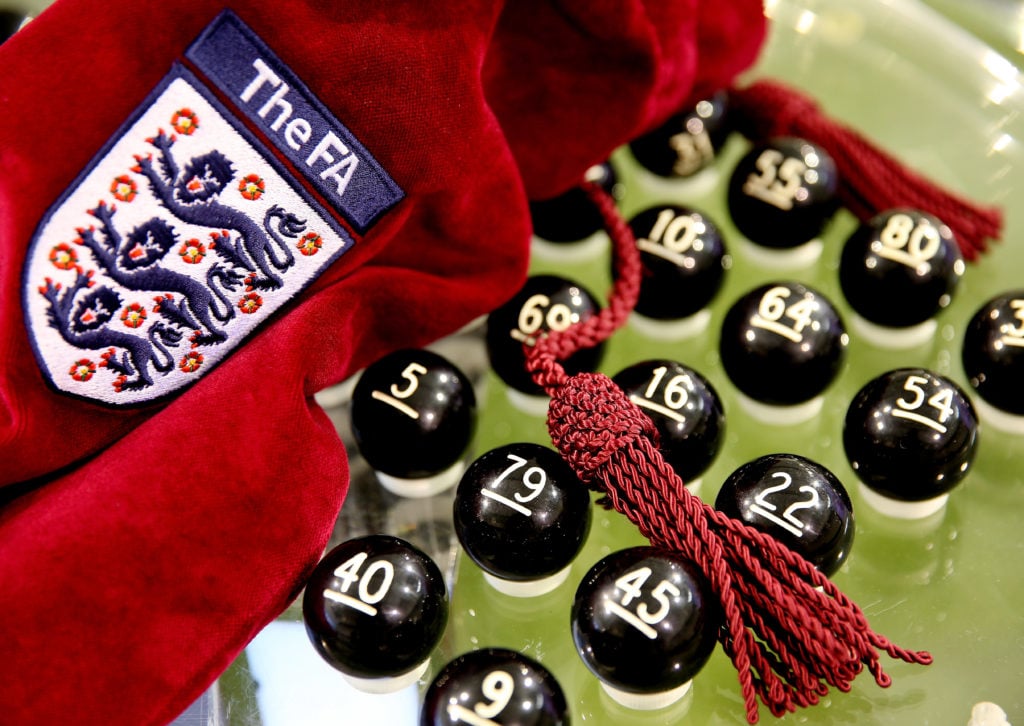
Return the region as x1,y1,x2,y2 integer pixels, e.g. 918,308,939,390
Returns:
22,11,403,406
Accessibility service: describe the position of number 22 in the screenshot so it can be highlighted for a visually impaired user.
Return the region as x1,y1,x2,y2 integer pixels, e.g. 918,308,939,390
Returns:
747,472,819,538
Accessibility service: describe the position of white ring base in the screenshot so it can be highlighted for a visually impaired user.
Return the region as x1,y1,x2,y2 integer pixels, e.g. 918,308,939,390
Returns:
629,162,721,200
531,230,608,264
483,566,572,598
858,481,949,520
736,392,824,426
972,396,1024,436
375,459,465,499
629,309,712,340
849,314,937,350
506,387,552,417
341,659,429,694
739,237,823,269
600,678,692,711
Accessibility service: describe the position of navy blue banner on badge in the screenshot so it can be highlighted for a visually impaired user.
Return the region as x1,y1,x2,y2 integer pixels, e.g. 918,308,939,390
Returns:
186,11,404,233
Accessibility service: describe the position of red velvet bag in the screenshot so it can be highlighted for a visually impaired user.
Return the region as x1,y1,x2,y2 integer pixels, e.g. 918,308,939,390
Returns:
0,2,766,724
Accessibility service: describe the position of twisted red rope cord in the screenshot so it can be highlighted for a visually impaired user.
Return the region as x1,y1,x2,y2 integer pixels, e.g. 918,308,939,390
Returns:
525,180,932,723
728,78,1003,260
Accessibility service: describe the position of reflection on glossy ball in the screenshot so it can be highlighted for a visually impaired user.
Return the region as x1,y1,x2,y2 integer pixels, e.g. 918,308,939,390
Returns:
840,208,964,328
454,442,591,584
715,453,854,576
303,535,448,682
351,348,476,481
843,368,979,503
727,136,839,249
719,281,847,406
421,648,569,726
571,547,720,700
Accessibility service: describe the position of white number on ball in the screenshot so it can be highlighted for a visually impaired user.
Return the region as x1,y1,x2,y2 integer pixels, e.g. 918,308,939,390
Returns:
323,552,396,617
636,208,702,265
446,669,515,725
999,299,1024,348
628,365,690,424
511,294,575,345
874,213,942,271
370,362,427,419
750,285,817,343
746,471,820,538
669,127,715,177
480,453,548,517
608,566,680,639
892,374,954,434
742,148,807,211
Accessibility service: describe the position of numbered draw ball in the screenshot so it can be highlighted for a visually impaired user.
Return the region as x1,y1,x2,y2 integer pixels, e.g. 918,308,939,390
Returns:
612,359,725,485
454,442,592,590
571,546,720,707
302,534,449,685
628,91,730,179
529,161,619,244
726,136,839,249
715,453,854,577
420,648,570,726
485,274,604,396
839,208,964,329
350,348,476,484
844,368,979,514
962,290,1024,420
719,281,847,407
628,204,728,322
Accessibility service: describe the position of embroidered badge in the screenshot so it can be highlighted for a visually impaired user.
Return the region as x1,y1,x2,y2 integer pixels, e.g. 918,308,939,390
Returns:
23,11,403,406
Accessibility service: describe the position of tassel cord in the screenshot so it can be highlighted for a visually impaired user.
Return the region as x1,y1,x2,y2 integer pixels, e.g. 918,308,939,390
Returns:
727,78,1003,259
525,174,933,724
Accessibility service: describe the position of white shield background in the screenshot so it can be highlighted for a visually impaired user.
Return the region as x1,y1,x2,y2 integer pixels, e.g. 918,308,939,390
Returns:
24,73,352,406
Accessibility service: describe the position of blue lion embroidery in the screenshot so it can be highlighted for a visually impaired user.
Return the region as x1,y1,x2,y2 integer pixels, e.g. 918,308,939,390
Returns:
24,26,382,406
134,130,304,291
38,132,311,396
77,201,243,347
38,269,182,393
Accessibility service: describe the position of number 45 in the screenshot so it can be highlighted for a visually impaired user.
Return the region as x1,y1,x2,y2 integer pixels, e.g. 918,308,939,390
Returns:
607,566,679,640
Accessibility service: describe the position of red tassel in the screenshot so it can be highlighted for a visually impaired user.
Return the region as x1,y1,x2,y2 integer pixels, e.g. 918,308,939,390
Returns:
525,181,932,724
728,78,1003,260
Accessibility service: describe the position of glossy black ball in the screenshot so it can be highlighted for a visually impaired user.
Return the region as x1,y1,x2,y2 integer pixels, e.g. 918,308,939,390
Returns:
962,290,1024,415
727,136,839,248
843,368,979,502
529,161,619,243
486,274,604,396
0,11,27,43
454,443,592,582
628,204,728,320
421,648,569,726
303,535,448,679
629,91,730,178
612,359,725,482
351,349,476,480
715,453,854,576
719,282,847,405
571,547,720,694
839,208,964,327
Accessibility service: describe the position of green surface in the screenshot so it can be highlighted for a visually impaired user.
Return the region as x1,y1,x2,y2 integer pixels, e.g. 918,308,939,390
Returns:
448,1,1024,722
225,1,1024,724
